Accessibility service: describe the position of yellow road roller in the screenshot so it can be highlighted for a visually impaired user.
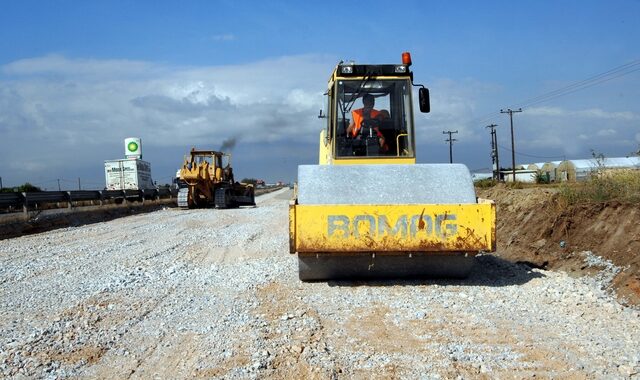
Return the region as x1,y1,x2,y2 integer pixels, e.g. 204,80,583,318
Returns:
289,52,496,280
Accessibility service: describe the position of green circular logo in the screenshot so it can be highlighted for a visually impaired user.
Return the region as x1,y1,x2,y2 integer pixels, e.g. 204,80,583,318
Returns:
127,141,139,152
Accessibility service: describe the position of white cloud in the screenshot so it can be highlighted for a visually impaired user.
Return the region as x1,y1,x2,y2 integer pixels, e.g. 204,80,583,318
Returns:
8,160,46,172
417,78,502,144
524,106,565,117
501,103,639,163
0,54,330,146
1,54,161,79
597,129,617,137
0,54,334,184
581,109,635,120
526,106,637,121
1,54,637,185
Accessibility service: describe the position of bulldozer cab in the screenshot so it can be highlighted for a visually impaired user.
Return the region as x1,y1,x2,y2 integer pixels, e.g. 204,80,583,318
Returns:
182,149,233,184
190,151,224,169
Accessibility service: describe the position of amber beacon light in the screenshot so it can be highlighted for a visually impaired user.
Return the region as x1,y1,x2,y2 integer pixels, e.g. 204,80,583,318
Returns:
402,52,412,66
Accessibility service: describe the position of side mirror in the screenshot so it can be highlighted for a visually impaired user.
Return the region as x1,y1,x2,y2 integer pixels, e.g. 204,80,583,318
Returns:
418,87,430,113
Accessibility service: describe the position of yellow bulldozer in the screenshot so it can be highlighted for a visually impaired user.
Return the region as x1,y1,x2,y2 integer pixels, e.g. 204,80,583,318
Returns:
289,52,496,280
176,148,255,209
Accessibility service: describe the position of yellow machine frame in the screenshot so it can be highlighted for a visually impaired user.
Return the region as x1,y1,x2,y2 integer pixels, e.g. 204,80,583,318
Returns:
290,200,495,254
289,53,496,279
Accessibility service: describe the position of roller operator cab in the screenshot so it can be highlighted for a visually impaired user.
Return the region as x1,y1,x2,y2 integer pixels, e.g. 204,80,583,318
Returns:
290,53,496,281
319,52,430,165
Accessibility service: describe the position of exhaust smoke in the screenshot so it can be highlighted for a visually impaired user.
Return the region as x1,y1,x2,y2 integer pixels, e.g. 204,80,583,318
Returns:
220,137,237,152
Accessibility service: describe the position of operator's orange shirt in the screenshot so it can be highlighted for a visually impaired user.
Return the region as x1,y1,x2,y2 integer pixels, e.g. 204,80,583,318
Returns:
350,108,381,137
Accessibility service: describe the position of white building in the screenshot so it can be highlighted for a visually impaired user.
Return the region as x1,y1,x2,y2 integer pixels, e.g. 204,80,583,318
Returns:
556,157,640,182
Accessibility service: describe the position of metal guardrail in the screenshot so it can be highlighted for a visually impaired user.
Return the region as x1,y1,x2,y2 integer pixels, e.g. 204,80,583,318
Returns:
0,189,178,213
0,193,24,208
68,190,102,202
101,190,127,199
24,191,68,206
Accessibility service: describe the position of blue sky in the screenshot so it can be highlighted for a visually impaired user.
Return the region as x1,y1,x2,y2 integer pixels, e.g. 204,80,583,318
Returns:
1,1,639,188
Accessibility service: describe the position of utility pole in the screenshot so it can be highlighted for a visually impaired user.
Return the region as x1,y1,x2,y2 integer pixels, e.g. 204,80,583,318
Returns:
78,177,81,190
442,130,458,163
57,179,61,191
0,176,3,190
500,108,522,182
485,124,499,180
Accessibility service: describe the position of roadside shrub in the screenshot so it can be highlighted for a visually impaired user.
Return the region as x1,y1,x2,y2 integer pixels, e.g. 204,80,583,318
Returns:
610,170,640,203
558,170,640,205
535,172,551,184
506,181,524,189
241,178,258,185
474,178,497,189
557,183,580,206
1,183,42,192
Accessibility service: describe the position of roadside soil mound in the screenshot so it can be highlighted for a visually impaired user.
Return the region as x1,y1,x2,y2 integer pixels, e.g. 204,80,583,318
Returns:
478,184,640,306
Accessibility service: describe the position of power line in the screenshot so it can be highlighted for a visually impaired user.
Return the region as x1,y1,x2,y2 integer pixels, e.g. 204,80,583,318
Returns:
471,111,503,127
496,144,565,159
511,60,640,109
486,61,639,174
469,58,640,125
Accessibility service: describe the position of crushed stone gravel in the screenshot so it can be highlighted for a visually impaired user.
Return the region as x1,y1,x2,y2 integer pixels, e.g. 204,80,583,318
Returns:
1,188,639,379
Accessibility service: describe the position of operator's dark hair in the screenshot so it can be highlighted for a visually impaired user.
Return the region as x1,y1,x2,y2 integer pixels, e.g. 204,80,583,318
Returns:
362,94,375,105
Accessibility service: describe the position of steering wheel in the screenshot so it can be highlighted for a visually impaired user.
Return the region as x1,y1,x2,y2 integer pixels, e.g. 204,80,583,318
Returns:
359,118,380,137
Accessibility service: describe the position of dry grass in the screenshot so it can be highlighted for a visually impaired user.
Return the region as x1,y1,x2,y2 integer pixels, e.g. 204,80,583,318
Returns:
474,178,498,189
558,170,640,205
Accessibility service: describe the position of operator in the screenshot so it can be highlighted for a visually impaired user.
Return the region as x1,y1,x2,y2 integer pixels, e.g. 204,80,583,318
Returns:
346,94,389,152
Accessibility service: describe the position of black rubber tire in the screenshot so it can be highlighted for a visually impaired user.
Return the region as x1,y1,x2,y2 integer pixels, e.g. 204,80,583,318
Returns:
298,253,474,281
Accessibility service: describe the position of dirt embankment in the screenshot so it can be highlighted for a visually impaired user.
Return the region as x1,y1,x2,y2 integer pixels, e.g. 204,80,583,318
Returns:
478,184,640,306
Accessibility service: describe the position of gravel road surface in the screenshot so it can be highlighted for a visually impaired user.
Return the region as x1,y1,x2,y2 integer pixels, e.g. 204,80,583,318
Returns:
1,189,639,379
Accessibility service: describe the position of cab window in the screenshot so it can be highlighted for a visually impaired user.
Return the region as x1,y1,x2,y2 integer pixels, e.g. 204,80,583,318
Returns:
335,79,414,158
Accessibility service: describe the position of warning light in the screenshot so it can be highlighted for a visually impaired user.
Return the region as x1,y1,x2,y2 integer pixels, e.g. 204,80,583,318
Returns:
402,52,412,66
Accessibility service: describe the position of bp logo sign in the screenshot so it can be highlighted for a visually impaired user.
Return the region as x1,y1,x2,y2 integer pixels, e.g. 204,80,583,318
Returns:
125,138,141,157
